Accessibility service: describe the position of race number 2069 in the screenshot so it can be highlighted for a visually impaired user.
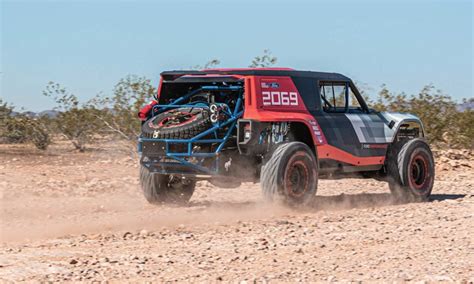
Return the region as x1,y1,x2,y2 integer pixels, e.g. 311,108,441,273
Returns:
262,91,299,106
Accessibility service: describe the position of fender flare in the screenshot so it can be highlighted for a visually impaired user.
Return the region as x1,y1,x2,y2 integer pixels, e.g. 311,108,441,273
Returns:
388,118,425,143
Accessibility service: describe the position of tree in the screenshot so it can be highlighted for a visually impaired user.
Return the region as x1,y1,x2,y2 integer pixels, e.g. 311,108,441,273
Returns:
249,49,277,67
192,59,221,70
0,98,51,150
368,84,473,148
43,82,102,151
0,98,13,120
407,85,458,145
450,99,473,148
0,99,14,140
93,75,156,142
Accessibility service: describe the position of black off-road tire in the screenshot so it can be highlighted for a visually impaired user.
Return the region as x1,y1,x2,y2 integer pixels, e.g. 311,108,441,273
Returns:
141,107,211,139
386,138,435,202
261,142,318,205
139,166,196,204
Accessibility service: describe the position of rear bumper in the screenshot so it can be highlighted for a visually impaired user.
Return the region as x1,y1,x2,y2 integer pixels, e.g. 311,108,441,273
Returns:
141,158,213,179
138,137,222,176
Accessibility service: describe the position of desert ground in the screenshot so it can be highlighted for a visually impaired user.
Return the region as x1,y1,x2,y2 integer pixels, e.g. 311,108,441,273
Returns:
0,141,473,282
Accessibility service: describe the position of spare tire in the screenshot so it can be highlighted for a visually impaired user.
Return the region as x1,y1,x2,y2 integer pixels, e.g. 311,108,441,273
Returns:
142,107,211,139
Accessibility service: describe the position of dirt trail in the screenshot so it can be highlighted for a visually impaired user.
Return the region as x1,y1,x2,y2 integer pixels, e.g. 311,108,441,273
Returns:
0,144,473,281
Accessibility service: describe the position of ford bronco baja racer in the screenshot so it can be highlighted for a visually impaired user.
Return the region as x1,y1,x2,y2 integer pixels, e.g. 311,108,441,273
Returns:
137,68,434,205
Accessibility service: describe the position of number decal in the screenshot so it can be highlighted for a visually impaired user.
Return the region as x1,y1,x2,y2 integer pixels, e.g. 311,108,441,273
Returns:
281,92,289,105
271,92,280,105
262,91,271,106
262,91,299,106
289,92,298,105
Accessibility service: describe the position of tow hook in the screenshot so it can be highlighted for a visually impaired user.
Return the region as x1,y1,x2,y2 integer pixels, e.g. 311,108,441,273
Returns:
225,158,232,172
210,104,220,123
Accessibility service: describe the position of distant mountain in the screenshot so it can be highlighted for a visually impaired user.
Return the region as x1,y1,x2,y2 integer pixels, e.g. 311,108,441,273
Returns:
22,111,38,118
38,110,59,118
11,110,59,118
457,100,473,112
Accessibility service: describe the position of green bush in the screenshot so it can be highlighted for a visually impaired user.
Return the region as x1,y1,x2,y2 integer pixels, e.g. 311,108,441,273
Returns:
0,99,52,150
26,117,51,150
92,75,156,141
4,116,29,143
370,85,473,148
43,82,103,151
449,103,473,148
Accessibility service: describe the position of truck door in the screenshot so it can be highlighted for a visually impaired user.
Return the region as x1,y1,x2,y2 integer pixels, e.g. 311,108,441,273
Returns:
313,82,389,159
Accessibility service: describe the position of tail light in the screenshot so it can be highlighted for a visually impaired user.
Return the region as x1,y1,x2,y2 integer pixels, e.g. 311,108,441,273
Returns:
244,123,251,140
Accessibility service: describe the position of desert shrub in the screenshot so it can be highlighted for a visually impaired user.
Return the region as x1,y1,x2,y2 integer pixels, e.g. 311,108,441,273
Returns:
28,118,51,150
3,115,29,143
449,100,473,148
0,99,18,142
0,98,13,124
192,59,221,70
370,85,473,148
0,99,52,149
93,75,156,141
249,49,277,67
43,82,102,151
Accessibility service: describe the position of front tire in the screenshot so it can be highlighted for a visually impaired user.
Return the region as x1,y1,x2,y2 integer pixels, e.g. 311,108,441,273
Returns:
261,142,318,205
139,166,196,204
386,138,435,202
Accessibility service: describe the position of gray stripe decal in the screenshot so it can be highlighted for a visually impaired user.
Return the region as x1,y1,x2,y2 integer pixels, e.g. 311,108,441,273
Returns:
345,114,394,143
345,114,369,143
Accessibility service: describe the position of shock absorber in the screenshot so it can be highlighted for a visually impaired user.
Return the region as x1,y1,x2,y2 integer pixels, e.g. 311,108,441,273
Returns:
269,122,290,144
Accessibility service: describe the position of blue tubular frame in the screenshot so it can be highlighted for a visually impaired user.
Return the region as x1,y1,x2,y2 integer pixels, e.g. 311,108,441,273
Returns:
151,85,242,116
139,85,244,175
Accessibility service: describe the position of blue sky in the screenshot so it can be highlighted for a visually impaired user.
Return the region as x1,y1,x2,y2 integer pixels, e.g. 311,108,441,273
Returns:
1,0,472,111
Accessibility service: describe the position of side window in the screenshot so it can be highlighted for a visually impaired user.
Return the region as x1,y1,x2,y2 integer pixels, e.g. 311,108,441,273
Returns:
319,82,363,113
319,83,347,112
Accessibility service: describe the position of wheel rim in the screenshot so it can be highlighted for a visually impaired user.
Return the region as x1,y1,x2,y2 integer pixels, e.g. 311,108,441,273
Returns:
158,112,197,128
285,160,310,198
409,153,429,190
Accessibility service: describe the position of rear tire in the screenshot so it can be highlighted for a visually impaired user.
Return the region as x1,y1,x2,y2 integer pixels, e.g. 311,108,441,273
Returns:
260,142,318,205
386,138,435,202
139,166,196,204
141,107,211,139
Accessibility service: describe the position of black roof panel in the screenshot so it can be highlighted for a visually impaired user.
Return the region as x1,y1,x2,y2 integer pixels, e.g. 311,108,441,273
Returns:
161,69,351,82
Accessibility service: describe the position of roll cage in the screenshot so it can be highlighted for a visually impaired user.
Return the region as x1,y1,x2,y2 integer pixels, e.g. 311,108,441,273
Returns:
140,82,244,176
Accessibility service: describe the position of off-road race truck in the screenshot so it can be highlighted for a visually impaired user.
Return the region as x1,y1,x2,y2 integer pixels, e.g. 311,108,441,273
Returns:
137,68,435,205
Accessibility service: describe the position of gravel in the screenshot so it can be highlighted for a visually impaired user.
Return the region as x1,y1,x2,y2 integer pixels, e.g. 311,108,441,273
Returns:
0,144,473,281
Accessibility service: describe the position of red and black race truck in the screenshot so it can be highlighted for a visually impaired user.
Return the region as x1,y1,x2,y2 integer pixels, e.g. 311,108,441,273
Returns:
137,68,435,205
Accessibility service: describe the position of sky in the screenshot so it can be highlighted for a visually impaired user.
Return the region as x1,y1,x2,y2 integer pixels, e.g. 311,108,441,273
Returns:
1,0,473,111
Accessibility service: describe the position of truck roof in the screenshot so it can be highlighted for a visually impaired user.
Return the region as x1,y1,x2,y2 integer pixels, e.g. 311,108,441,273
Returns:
160,68,351,82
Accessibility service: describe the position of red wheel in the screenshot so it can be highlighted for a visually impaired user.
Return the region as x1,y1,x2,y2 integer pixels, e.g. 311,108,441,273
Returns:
157,111,198,128
408,153,430,192
261,142,318,205
284,156,311,198
386,138,435,201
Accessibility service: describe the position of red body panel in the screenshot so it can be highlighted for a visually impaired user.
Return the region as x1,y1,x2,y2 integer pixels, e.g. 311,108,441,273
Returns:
241,75,385,166
317,145,385,166
243,76,326,146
